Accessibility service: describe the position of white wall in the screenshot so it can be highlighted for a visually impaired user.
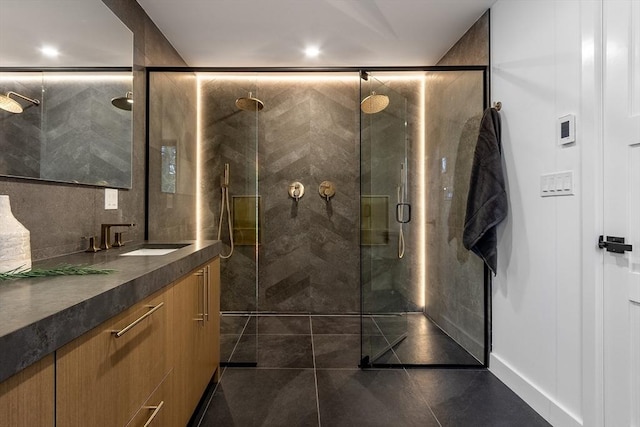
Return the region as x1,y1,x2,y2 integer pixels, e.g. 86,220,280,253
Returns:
490,1,600,426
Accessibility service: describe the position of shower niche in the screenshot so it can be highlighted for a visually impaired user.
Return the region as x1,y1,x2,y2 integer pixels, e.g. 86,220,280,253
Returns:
147,68,488,368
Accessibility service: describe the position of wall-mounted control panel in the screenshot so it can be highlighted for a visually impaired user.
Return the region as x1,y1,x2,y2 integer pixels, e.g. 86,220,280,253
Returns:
558,114,576,145
540,171,574,197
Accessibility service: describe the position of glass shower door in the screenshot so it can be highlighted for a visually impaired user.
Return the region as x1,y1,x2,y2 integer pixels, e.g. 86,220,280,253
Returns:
360,72,409,365
198,73,261,366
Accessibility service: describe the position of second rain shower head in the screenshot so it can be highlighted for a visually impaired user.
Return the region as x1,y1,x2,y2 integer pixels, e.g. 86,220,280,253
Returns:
111,91,133,111
0,91,40,114
235,92,264,112
360,92,389,114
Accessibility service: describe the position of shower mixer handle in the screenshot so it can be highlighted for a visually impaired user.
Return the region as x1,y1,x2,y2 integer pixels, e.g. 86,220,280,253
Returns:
318,181,336,201
288,182,305,201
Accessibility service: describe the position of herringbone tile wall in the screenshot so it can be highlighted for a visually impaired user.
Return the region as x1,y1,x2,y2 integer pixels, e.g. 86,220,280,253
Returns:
201,75,361,313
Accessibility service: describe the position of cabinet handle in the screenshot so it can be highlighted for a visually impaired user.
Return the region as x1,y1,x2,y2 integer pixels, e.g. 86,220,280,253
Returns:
112,303,164,338
204,265,209,321
142,401,164,427
195,270,205,323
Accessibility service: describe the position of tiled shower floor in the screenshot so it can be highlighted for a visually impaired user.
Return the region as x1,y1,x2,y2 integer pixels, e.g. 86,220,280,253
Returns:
192,315,551,426
220,313,482,367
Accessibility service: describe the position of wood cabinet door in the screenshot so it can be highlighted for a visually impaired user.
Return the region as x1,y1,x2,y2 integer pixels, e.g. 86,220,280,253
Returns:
56,288,171,427
172,258,221,426
0,355,54,427
171,270,203,426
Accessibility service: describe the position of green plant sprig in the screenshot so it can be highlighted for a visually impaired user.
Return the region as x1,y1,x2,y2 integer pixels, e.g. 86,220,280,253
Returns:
0,264,116,281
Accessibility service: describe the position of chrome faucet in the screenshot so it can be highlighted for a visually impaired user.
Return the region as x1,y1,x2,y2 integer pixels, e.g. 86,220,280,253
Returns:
100,223,135,250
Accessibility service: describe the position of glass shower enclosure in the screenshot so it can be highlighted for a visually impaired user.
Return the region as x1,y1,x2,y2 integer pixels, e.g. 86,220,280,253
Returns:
147,67,488,369
360,72,410,364
201,74,261,366
359,70,487,367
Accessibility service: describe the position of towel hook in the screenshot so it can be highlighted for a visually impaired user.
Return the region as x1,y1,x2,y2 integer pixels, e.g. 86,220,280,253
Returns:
493,101,502,111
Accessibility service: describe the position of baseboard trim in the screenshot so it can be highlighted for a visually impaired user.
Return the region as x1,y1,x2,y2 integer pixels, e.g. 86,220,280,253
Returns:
490,353,583,427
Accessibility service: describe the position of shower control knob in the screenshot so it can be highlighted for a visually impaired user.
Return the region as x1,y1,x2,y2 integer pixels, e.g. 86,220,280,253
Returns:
288,182,305,201
319,181,336,201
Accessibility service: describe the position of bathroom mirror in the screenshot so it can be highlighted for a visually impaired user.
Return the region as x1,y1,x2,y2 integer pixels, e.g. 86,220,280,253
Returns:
0,1,134,188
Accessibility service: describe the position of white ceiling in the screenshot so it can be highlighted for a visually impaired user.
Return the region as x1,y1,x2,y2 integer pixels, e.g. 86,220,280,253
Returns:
137,0,496,67
0,1,132,67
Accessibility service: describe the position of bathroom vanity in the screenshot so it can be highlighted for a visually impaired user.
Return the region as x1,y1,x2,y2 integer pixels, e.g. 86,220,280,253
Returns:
0,240,221,427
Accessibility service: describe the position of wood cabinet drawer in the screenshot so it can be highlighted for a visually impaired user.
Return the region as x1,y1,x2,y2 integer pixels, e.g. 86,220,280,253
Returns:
126,370,173,427
56,288,172,427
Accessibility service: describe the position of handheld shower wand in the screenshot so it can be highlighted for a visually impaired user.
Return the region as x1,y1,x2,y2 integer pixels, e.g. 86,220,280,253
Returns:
397,163,407,259
217,163,234,259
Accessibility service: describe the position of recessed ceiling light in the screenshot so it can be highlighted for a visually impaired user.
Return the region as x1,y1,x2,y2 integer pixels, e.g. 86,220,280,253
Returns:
304,46,320,58
40,46,59,58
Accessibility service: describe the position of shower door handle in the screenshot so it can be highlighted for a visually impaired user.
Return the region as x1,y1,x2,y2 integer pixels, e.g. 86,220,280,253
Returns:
396,203,411,224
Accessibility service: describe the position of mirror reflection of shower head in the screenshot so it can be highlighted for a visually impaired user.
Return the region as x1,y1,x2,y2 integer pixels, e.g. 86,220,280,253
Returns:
360,92,389,114
0,91,40,114
111,91,133,111
235,92,264,111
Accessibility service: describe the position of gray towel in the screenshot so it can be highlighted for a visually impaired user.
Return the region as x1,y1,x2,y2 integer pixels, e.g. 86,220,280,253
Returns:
463,107,507,275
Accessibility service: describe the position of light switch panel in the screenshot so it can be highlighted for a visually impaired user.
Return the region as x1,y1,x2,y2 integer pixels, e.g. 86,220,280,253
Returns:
105,188,118,209
541,171,574,197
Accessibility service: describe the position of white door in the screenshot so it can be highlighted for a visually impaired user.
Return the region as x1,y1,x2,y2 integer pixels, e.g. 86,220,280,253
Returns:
603,1,640,425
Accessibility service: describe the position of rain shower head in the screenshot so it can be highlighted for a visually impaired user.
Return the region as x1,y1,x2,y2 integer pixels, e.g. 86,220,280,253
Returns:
0,91,40,114
360,92,389,114
111,91,133,111
235,92,264,112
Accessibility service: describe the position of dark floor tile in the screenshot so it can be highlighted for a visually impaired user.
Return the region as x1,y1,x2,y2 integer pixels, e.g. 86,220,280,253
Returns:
409,369,551,427
311,315,360,334
371,315,409,341
313,335,361,368
393,334,482,365
233,334,313,368
221,315,248,334
227,334,258,364
200,368,319,426
365,314,480,366
361,315,382,336
316,369,439,427
364,335,402,365
221,334,241,363
406,313,448,336
257,315,310,334
372,313,445,338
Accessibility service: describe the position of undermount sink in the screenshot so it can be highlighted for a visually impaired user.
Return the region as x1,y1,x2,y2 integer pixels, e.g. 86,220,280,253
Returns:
120,243,191,256
121,248,178,256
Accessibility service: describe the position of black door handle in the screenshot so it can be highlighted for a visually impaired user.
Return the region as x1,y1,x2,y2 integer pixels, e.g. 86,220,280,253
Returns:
598,235,633,253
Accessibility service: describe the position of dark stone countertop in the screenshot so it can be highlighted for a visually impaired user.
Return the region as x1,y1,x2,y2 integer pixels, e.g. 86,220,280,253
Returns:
0,240,221,383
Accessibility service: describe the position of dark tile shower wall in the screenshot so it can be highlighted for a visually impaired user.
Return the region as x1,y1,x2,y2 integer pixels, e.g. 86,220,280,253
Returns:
147,72,198,241
200,78,260,312
360,78,423,313
201,76,361,314
422,12,490,362
424,71,485,361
